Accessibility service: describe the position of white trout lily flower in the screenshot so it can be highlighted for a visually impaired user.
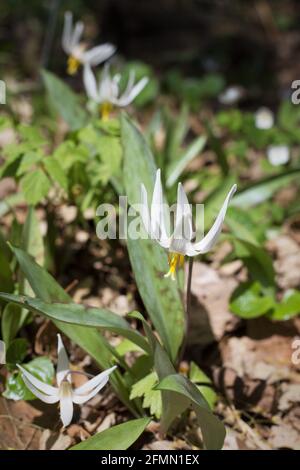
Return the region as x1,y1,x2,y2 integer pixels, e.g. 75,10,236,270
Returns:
83,63,149,119
140,169,237,280
267,145,290,166
62,11,116,75
18,334,116,427
255,107,274,130
0,340,6,364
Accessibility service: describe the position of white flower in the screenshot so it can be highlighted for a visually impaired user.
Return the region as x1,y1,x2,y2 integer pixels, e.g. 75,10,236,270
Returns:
0,340,6,364
140,169,237,280
83,63,148,118
218,86,243,105
255,107,274,130
267,145,290,166
18,334,117,427
62,11,116,75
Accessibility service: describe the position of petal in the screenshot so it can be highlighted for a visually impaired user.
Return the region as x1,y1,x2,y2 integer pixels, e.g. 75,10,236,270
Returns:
151,169,168,241
73,366,117,396
18,365,59,396
56,334,70,386
83,44,116,66
72,378,109,404
62,11,73,53
192,184,237,253
21,376,59,404
70,20,84,51
176,183,193,241
60,394,74,427
99,63,113,102
119,77,149,106
83,64,99,102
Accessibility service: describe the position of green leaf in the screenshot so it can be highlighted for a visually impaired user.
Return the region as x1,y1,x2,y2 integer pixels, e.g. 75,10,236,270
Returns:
166,136,206,187
130,371,162,418
230,281,275,319
3,356,54,401
233,237,275,287
189,362,217,410
156,374,225,450
9,245,140,416
205,120,229,176
0,293,150,355
202,176,236,229
121,114,185,362
41,69,88,131
5,338,28,366
231,169,300,208
1,303,24,345
271,290,300,321
71,418,151,450
130,311,188,432
20,169,51,205
44,158,68,192
22,206,44,266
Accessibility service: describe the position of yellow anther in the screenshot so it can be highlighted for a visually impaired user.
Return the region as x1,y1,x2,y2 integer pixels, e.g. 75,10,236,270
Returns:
100,102,113,121
67,56,81,75
164,253,185,281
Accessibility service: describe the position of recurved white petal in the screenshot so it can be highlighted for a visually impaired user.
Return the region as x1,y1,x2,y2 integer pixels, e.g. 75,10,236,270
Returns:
22,376,59,404
73,366,117,397
175,183,193,241
151,169,168,242
191,184,237,254
72,377,108,405
0,340,6,364
59,382,74,427
119,77,149,106
62,11,73,53
83,64,99,101
83,44,116,66
70,20,84,51
56,334,70,386
18,365,59,396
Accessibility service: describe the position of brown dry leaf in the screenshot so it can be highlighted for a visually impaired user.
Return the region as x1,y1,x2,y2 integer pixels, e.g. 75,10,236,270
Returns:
267,235,300,289
95,412,116,433
39,429,72,450
188,262,239,343
0,397,43,450
278,384,300,411
269,424,300,449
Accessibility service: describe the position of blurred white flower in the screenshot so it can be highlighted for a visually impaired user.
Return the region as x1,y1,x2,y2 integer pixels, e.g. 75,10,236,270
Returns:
0,340,6,364
62,11,116,75
84,64,149,119
267,145,290,166
18,334,116,427
255,107,274,130
219,86,243,105
140,169,237,280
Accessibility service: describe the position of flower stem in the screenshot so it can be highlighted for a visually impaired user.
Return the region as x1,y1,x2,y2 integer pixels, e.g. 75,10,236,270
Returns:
186,257,194,319
178,257,194,364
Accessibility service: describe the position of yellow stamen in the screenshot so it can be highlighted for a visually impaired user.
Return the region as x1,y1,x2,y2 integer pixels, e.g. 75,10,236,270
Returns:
67,56,81,75
164,253,185,281
100,102,113,121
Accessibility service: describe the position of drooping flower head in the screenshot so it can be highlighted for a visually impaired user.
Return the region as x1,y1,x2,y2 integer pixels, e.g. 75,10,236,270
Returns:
83,63,149,120
62,12,116,75
18,334,116,427
140,169,237,280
